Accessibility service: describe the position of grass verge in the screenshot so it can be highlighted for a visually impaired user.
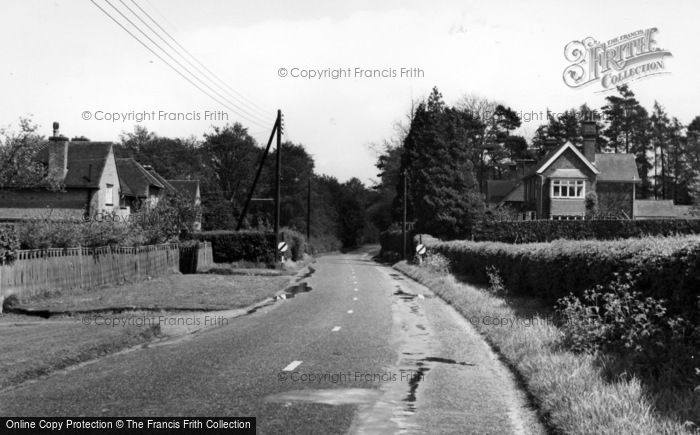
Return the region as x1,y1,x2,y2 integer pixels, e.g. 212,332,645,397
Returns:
0,315,160,389
394,261,696,435
16,273,292,312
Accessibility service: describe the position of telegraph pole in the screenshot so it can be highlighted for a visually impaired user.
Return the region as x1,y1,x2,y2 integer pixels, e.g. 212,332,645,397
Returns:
306,176,311,241
274,109,282,263
402,171,407,260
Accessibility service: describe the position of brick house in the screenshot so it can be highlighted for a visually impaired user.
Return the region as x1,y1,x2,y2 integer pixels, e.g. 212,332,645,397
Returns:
0,123,201,225
0,131,121,221
496,122,641,220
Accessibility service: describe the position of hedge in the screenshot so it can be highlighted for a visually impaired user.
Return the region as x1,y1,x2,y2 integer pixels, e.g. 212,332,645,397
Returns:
419,234,700,316
0,223,19,264
194,228,308,264
472,219,700,243
379,230,416,257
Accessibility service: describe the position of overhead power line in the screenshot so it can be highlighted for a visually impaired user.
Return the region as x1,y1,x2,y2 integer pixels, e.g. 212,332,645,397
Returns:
129,0,272,119
103,0,271,127
90,0,272,130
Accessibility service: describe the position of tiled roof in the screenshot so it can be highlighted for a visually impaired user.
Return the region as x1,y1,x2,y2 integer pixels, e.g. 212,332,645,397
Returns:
595,153,640,183
501,182,524,203
486,180,518,204
524,143,640,183
146,169,176,194
37,142,113,189
115,158,163,197
167,180,200,199
634,200,694,218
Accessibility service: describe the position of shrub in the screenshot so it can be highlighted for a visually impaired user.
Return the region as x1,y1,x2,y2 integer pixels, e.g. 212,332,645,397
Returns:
307,234,341,254
472,219,700,243
556,276,700,388
194,230,276,264
0,223,19,264
485,265,507,298
17,219,146,249
280,228,307,261
379,229,414,257
193,228,309,263
422,252,450,274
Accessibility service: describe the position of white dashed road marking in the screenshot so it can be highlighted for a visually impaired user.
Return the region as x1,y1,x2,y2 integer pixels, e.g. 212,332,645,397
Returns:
332,326,341,332
283,361,302,371
353,297,358,301
347,310,354,314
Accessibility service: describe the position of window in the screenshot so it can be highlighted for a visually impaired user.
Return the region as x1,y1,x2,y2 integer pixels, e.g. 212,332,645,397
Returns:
551,179,584,199
551,215,584,221
105,184,113,206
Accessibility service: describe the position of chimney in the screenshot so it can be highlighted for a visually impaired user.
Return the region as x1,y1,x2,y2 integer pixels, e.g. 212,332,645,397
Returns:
48,121,69,181
581,121,597,163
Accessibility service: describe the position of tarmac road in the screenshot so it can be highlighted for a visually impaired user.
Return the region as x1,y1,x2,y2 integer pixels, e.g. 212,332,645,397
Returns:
0,249,544,435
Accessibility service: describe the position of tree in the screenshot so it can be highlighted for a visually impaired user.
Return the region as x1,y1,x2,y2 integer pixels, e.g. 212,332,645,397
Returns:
456,94,499,193
0,117,51,189
401,87,485,239
602,85,652,197
650,102,671,199
602,85,641,153
118,125,156,154
200,123,261,228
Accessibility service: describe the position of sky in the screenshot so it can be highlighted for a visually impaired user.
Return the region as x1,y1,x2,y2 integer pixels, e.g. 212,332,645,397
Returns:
2,0,699,185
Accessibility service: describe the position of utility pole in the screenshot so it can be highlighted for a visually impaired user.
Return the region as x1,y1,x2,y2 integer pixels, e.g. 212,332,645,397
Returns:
274,109,282,264
306,176,311,241
402,171,407,260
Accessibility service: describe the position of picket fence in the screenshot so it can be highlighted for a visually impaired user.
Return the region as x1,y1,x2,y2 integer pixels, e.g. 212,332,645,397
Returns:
0,241,213,301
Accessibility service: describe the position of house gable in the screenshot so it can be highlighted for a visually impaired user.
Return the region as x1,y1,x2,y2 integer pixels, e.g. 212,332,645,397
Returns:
535,142,599,176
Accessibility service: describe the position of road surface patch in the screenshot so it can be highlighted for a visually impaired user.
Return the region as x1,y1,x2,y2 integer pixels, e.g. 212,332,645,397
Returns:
265,388,381,406
283,361,303,371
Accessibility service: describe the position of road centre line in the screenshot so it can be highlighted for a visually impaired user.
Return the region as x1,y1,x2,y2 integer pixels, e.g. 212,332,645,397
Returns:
283,361,302,371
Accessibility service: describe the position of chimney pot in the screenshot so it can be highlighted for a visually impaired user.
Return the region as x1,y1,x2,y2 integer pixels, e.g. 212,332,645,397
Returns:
581,121,597,163
48,137,69,182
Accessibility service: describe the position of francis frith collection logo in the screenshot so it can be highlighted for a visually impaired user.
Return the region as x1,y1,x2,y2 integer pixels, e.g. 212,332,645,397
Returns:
563,28,672,90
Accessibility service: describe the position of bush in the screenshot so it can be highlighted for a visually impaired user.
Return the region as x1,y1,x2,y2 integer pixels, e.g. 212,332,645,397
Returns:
0,223,19,264
556,276,700,388
422,252,450,274
379,229,414,257
472,219,700,243
194,228,309,264
17,219,146,250
307,234,341,254
280,228,307,261
194,230,276,264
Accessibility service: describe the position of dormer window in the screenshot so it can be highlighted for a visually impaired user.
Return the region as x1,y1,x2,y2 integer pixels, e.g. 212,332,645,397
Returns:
551,179,584,199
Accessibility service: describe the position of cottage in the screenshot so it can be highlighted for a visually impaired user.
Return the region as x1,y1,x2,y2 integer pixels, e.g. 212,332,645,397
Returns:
0,122,201,225
0,125,121,221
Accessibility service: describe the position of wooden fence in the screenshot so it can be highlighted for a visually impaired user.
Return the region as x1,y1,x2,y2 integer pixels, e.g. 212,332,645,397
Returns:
0,241,213,301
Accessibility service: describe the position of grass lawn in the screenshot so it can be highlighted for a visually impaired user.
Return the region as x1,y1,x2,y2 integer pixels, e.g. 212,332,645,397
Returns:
0,314,160,389
0,271,295,389
395,261,696,435
17,273,292,312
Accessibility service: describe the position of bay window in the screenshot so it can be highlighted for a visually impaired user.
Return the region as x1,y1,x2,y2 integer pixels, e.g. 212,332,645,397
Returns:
551,179,584,199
